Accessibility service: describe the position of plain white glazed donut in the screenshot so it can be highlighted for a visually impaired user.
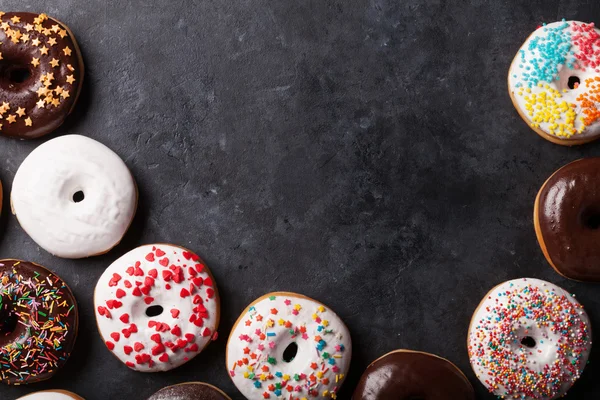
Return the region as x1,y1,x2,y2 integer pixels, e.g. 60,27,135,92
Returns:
468,278,592,399
17,390,84,400
226,292,351,399
11,134,137,258
508,20,600,143
94,244,219,372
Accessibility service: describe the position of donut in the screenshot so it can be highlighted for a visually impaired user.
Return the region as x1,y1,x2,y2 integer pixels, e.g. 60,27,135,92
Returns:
508,20,600,145
534,158,600,281
468,278,591,399
352,350,475,400
146,382,231,400
94,244,219,372
17,390,84,400
11,134,137,259
0,259,78,385
226,292,352,399
0,12,83,139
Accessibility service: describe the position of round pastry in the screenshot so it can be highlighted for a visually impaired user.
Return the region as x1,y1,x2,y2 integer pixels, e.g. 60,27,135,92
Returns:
534,158,600,281
0,259,78,385
226,292,352,399
352,350,475,400
468,278,591,399
508,20,600,145
11,134,137,259
0,12,83,139
95,244,219,372
147,382,231,400
17,390,84,400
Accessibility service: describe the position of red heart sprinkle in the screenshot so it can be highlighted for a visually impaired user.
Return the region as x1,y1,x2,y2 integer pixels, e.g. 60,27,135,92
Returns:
148,269,158,278
116,289,126,299
170,309,180,318
141,286,151,295
126,267,135,276
202,328,211,337
155,249,166,257
192,277,203,287
180,288,190,298
159,258,169,267
124,280,132,288
123,345,133,355
158,353,169,362
162,270,173,281
204,277,213,287
110,332,120,341
152,343,165,355
145,253,155,262
150,333,162,343
171,325,181,336
185,333,195,343
106,341,115,350
182,251,192,260
132,287,142,296
134,342,144,352
206,288,215,299
129,324,138,333
119,314,130,324
195,264,204,273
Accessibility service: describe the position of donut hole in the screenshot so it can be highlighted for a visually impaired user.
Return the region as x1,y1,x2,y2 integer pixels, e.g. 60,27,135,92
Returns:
581,207,600,230
72,190,85,203
282,342,298,362
0,62,32,86
145,305,164,317
568,76,581,89
521,336,536,348
0,305,17,336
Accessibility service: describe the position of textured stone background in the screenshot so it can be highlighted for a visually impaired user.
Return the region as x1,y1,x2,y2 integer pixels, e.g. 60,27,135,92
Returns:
1,0,600,399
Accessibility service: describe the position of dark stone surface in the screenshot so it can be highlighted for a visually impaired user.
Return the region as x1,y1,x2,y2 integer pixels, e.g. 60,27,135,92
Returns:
0,1,600,399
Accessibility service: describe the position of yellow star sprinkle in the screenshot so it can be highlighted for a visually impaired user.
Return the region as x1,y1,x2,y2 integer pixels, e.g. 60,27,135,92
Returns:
54,86,63,95
20,33,29,43
16,107,25,117
34,24,43,33
60,91,70,100
31,58,40,67
51,98,60,107
49,58,59,68
48,37,57,46
24,117,32,127
51,24,60,33
63,46,72,56
10,16,20,24
36,87,48,97
58,29,67,38
24,23,33,32
6,114,16,124
31,38,40,46
36,99,45,109
42,28,51,36
66,75,75,84
40,46,49,56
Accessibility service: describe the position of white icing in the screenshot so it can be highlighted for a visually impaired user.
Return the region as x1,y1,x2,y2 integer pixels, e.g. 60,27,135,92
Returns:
11,135,136,258
17,390,81,400
227,293,351,399
508,21,600,140
468,278,592,399
94,244,219,372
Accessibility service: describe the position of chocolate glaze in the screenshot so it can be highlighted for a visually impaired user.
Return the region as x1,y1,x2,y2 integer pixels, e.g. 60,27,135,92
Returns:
537,158,600,281
146,383,231,400
0,12,83,139
352,350,475,400
0,259,78,384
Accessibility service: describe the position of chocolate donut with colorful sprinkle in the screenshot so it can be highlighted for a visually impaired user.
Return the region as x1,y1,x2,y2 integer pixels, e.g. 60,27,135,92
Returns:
0,259,78,385
0,12,83,139
468,278,591,399
94,244,220,372
226,292,351,400
17,390,84,400
509,20,600,145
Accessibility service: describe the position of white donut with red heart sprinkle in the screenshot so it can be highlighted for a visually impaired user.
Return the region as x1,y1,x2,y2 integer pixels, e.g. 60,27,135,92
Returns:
94,244,220,371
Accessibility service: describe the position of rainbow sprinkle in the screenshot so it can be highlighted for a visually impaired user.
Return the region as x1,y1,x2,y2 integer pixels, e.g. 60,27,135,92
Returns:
0,261,76,384
468,281,590,399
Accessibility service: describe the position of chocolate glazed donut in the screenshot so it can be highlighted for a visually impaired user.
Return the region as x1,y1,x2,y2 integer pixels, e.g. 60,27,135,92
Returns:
0,259,78,384
535,158,600,281
352,350,475,400
0,12,83,139
146,382,231,400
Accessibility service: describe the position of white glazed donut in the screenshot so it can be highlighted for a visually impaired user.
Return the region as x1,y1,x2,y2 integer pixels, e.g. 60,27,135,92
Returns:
468,278,592,399
17,390,84,400
94,244,219,372
226,292,351,399
508,20,600,144
11,134,137,258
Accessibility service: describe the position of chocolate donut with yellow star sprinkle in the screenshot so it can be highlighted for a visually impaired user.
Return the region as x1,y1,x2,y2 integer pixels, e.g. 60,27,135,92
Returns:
0,12,83,139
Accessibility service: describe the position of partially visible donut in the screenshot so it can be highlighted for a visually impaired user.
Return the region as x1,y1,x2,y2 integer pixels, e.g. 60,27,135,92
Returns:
508,20,600,145
468,278,591,399
534,158,600,281
94,244,220,372
146,382,231,400
11,135,138,259
17,390,84,400
352,350,475,400
0,259,78,385
0,12,83,139
226,292,352,399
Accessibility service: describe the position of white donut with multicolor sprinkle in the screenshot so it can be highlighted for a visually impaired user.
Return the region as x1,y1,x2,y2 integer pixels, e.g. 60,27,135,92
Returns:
508,20,600,144
468,278,592,399
94,244,219,372
17,390,84,400
226,292,351,399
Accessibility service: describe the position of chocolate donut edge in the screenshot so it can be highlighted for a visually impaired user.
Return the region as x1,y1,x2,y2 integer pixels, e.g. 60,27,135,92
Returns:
146,382,231,400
